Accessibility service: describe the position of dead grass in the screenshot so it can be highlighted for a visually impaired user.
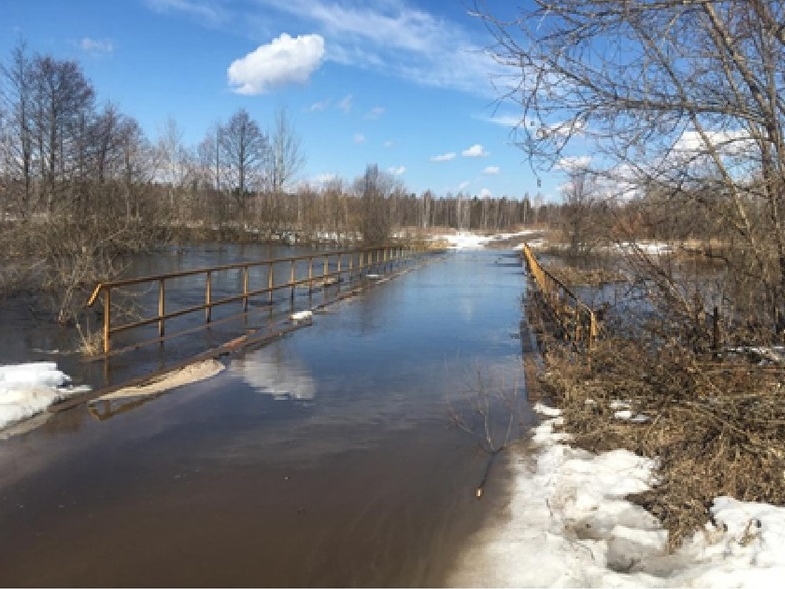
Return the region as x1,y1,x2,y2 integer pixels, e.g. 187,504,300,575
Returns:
539,337,785,549
76,322,104,357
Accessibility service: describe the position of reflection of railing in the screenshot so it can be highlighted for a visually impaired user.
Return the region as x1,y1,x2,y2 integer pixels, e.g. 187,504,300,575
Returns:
521,243,598,347
87,245,415,355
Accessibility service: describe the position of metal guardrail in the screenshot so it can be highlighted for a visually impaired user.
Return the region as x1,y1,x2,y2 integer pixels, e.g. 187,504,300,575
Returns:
87,245,415,355
521,243,598,347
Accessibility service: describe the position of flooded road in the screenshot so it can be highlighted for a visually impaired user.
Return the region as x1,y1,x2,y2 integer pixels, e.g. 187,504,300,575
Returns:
0,249,535,586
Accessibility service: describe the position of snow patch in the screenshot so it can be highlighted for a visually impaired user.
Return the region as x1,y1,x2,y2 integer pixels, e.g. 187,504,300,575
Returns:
0,362,90,430
448,410,785,587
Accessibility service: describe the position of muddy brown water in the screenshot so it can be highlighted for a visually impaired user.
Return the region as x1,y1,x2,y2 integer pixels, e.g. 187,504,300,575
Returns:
0,248,536,586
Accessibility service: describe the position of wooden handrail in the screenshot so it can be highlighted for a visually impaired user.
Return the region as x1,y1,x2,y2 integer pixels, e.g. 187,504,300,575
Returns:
521,243,599,347
87,245,416,355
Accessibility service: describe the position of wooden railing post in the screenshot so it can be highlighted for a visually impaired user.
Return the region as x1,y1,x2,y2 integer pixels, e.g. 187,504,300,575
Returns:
290,259,296,300
205,271,212,322
158,278,166,338
103,288,111,355
268,262,274,304
242,266,249,312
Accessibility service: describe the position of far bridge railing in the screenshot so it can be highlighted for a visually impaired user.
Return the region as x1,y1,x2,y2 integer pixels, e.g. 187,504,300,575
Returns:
87,245,416,355
521,243,598,348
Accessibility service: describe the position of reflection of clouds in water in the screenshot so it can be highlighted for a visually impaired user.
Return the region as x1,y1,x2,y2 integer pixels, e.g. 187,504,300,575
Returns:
231,347,316,401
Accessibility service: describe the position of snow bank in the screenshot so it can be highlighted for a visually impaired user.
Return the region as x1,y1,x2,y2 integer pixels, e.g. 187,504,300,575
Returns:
449,404,785,587
0,362,90,429
435,229,535,250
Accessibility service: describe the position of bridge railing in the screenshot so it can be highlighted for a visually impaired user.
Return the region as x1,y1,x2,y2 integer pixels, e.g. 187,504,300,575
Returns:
521,243,598,348
87,245,415,355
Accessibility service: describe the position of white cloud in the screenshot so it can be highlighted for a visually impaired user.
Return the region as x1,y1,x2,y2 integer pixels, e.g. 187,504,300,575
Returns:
673,129,752,156
337,94,353,113
483,165,500,175
383,140,394,148
479,188,492,198
251,0,507,97
431,152,456,162
353,133,366,144
365,106,385,119
79,37,113,54
462,144,488,157
389,165,406,176
307,100,329,112
227,33,325,95
144,0,229,26
477,113,523,127
555,156,592,172
457,180,471,191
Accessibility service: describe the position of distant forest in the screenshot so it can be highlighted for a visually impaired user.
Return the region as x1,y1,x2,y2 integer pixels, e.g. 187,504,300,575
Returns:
0,41,549,250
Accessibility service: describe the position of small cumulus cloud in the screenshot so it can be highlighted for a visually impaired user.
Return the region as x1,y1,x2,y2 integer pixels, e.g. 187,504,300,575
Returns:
79,37,113,54
384,140,394,148
307,100,329,112
555,155,592,172
227,33,325,95
457,180,471,191
389,166,406,176
431,152,456,162
480,188,492,198
364,107,385,119
462,144,488,157
483,166,500,175
477,113,522,127
353,133,366,144
337,94,353,113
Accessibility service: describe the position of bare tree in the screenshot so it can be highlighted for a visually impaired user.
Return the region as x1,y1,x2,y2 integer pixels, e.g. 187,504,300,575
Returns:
0,40,34,217
355,163,395,245
30,54,95,214
155,115,193,214
267,106,305,194
476,0,785,340
561,169,602,258
219,108,268,225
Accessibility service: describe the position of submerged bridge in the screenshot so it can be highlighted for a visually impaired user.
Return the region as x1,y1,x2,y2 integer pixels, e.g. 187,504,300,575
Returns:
52,241,597,415
52,245,423,412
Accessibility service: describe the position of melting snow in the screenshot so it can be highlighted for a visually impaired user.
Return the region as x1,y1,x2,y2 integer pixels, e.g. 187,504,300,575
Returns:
0,362,90,429
449,404,785,587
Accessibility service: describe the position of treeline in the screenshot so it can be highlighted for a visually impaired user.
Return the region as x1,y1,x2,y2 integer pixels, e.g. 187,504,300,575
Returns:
0,42,537,248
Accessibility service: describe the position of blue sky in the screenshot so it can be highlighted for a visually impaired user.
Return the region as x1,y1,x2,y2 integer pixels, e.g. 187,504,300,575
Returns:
2,0,562,201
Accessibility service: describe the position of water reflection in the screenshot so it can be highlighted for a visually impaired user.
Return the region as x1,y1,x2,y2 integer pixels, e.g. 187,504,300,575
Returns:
230,343,316,401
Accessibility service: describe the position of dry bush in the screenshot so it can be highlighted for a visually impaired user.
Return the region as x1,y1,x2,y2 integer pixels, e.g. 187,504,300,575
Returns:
0,215,157,326
541,337,785,549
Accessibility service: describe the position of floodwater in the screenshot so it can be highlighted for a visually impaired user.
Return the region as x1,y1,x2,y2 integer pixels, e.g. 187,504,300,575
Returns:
0,248,536,587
